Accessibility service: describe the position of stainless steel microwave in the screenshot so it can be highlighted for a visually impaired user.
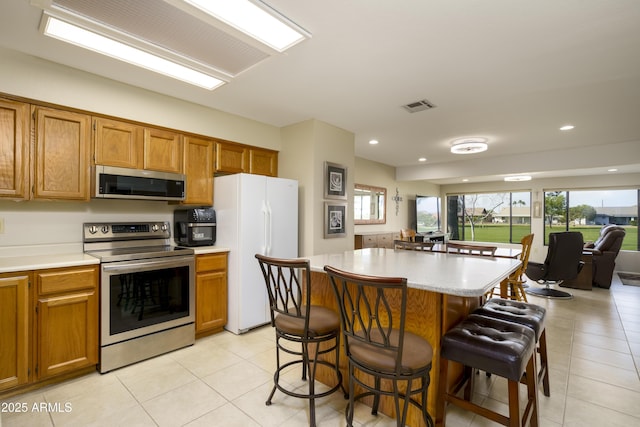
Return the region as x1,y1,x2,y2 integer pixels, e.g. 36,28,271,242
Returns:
93,165,186,201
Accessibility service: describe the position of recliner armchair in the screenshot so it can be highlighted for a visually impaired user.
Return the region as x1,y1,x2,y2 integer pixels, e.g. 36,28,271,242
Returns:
583,225,626,289
525,231,585,299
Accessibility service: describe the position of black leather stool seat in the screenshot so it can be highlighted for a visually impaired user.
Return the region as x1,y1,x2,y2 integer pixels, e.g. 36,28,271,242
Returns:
441,314,535,381
474,298,545,340
474,298,551,397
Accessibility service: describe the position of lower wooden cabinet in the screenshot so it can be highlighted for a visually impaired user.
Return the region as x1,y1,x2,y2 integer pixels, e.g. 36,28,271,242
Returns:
354,232,401,249
0,272,30,392
195,252,228,338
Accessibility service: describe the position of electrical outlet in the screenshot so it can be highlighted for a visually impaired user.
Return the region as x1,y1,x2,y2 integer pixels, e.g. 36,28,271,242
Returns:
0,217,4,234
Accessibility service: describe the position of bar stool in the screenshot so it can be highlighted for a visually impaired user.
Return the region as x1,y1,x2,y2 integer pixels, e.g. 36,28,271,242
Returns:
437,314,538,427
473,298,550,396
256,255,347,427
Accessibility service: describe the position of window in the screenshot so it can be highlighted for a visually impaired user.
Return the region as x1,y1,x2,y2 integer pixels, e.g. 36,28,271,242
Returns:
543,189,638,251
446,192,531,244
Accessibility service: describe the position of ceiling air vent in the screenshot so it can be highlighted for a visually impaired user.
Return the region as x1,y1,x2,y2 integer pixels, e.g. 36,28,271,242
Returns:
402,99,436,113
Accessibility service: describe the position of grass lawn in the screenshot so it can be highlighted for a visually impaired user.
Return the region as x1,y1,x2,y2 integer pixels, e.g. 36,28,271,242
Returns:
458,224,637,251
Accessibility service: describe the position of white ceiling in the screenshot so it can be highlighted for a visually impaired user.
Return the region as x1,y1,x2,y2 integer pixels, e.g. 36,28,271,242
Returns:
1,0,640,184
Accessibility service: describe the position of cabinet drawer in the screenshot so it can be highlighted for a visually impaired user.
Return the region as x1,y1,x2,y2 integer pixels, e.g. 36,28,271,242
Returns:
376,233,394,248
361,236,377,248
37,266,98,295
196,253,228,272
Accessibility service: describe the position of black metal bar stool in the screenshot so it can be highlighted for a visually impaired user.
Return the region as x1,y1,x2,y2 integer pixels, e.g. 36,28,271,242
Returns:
437,314,538,427
473,298,550,396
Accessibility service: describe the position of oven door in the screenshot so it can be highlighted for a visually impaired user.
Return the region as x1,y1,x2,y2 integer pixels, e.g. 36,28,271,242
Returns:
100,255,195,346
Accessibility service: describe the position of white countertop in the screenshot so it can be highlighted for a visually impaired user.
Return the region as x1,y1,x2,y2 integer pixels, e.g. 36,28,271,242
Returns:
190,246,230,255
0,252,100,273
307,248,521,297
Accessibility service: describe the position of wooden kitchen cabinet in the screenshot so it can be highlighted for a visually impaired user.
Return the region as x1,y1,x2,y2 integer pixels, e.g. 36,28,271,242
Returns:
195,252,228,338
354,232,401,249
143,127,183,174
0,272,31,392
183,135,214,205
34,265,98,380
32,106,91,201
93,117,141,169
215,140,248,174
0,98,30,200
249,148,278,176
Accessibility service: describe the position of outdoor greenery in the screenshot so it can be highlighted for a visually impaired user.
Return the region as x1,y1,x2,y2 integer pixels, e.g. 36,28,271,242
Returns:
461,224,637,250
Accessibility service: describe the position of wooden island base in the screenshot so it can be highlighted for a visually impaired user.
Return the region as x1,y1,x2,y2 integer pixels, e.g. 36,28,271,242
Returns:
309,271,480,426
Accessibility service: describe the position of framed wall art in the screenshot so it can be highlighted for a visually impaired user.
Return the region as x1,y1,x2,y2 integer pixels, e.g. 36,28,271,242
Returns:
324,202,347,238
324,161,347,200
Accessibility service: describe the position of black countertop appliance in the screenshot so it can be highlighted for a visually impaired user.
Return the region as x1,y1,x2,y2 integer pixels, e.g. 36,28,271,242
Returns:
174,207,216,247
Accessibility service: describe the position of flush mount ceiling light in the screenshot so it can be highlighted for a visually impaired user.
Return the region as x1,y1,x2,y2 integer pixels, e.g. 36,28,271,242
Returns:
418,157,427,162
560,125,575,131
183,0,309,52
450,138,488,154
504,175,532,182
369,139,379,145
42,16,225,90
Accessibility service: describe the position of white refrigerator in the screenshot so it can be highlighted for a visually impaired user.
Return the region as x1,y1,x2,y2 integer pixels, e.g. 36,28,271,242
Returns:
214,173,299,334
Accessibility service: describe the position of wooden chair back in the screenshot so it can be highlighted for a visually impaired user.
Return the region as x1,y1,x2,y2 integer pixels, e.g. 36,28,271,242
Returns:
400,228,416,242
446,242,497,257
393,240,435,251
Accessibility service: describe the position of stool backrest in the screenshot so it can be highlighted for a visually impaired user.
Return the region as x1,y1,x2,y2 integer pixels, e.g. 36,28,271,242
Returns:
324,265,408,372
256,254,310,329
393,239,435,251
447,242,497,257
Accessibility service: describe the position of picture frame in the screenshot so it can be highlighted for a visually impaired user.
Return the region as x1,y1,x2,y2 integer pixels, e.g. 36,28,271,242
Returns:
324,161,347,200
324,202,347,238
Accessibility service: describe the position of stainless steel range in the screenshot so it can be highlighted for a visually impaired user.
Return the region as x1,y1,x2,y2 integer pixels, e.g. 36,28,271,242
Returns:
83,221,195,373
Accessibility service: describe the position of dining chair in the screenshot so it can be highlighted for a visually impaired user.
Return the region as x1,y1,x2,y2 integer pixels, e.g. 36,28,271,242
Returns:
256,254,347,427
400,228,417,242
393,239,435,251
324,265,435,427
486,233,534,301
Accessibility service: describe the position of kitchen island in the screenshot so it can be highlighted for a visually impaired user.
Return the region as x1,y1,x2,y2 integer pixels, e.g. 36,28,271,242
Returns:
305,248,521,427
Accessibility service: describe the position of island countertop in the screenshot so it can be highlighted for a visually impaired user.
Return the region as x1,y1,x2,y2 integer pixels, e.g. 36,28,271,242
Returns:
306,247,520,297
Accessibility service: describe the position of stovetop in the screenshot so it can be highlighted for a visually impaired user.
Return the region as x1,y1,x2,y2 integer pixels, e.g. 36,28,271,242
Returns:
85,245,194,263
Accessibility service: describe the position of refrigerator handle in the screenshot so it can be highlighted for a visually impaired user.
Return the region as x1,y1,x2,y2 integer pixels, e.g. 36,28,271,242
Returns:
261,200,268,255
266,201,273,255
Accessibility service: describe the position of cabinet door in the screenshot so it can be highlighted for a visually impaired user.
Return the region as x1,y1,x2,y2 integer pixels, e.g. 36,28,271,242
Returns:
33,107,91,200
249,148,278,176
143,127,183,173
35,267,98,379
0,99,30,199
183,136,214,205
195,253,228,336
215,141,247,174
0,273,30,391
94,117,141,169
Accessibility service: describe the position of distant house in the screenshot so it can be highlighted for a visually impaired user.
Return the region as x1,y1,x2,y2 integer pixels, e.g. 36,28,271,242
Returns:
492,206,531,224
593,206,638,225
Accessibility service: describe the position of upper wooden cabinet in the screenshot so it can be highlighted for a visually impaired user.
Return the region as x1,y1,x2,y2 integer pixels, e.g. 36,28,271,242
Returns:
249,148,278,176
215,141,248,174
33,106,91,201
93,117,141,169
94,117,183,174
183,135,214,205
143,127,183,174
0,98,30,200
215,140,278,177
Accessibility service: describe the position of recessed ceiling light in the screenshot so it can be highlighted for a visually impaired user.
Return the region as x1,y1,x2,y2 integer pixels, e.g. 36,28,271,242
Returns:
418,157,427,162
504,175,532,182
184,0,309,52
369,139,379,145
42,16,225,90
450,137,488,154
560,125,575,131
462,179,469,182
608,168,618,172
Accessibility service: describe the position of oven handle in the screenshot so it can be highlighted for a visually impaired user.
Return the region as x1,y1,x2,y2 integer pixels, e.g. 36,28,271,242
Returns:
101,255,194,272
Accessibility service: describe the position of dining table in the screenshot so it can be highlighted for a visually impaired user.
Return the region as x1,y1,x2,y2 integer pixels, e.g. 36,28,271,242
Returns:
305,247,521,427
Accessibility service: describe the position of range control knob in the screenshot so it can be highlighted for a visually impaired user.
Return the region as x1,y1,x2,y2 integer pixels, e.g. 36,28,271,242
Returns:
161,223,168,232
88,225,99,234
101,225,109,234
151,224,159,232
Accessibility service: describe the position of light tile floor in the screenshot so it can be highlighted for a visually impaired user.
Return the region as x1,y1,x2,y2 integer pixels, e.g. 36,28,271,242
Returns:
2,274,639,427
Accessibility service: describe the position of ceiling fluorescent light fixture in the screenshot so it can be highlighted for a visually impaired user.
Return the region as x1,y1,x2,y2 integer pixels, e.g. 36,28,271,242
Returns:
504,175,532,182
183,0,309,52
42,16,225,90
450,138,488,154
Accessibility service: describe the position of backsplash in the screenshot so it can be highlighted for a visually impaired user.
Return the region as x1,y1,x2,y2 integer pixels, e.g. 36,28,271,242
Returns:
0,199,175,247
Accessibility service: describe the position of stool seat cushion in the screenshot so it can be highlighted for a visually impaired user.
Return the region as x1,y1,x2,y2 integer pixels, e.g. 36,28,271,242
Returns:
348,330,433,374
275,306,340,337
476,298,546,339
442,314,535,381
